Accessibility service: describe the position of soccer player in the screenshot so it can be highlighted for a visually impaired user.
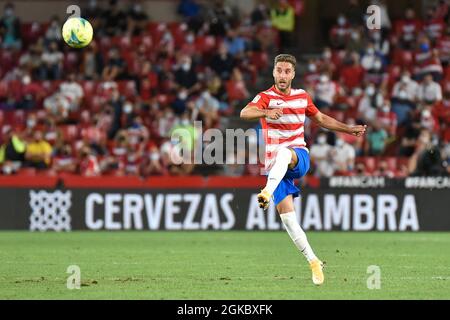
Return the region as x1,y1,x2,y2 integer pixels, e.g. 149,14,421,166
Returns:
240,54,367,285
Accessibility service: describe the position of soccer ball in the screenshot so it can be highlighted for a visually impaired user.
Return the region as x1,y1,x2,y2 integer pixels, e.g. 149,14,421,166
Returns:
62,17,93,48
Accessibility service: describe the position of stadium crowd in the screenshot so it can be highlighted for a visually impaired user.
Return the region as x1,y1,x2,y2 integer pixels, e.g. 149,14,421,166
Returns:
304,0,450,177
0,0,449,178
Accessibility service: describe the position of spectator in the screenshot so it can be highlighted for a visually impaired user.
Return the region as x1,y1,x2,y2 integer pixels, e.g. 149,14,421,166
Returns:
126,1,148,36
224,29,247,57
270,0,295,51
346,0,363,26
339,51,365,91
0,127,26,174
357,83,383,124
391,70,419,125
377,100,398,137
394,8,422,50
313,73,340,109
332,137,356,175
142,144,166,176
102,47,126,81
329,14,351,50
45,16,62,44
78,145,101,176
193,89,219,129
40,41,63,80
52,143,77,173
365,122,388,156
0,2,21,50
250,3,270,26
174,55,200,93
102,0,127,36
25,130,52,169
418,73,443,105
310,133,335,177
373,159,395,177
210,43,235,80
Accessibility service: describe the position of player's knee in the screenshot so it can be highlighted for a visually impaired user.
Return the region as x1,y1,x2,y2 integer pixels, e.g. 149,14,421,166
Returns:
277,147,292,163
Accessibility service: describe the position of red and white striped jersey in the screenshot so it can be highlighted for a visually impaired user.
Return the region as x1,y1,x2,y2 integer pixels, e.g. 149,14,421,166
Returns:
247,85,319,171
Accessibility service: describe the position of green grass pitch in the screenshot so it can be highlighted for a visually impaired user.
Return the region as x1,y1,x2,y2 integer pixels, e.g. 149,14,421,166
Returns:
0,231,449,299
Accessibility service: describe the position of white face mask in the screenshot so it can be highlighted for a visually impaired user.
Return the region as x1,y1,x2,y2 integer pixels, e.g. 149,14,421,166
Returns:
320,75,329,83
27,119,36,128
178,91,188,100
367,48,375,55
366,86,375,96
308,64,317,72
181,119,189,126
123,103,133,114
336,139,344,147
401,75,410,83
338,17,346,26
22,75,31,85
150,152,160,161
181,63,191,71
323,51,332,59
318,136,327,144
382,105,390,113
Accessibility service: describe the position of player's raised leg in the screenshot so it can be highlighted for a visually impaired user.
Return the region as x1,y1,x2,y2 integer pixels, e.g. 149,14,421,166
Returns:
277,195,324,285
257,147,296,209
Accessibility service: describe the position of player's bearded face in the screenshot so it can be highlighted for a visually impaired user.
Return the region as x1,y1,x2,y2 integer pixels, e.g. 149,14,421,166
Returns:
273,62,295,92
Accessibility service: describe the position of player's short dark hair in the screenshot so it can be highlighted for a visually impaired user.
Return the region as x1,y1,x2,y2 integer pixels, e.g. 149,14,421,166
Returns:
274,54,296,69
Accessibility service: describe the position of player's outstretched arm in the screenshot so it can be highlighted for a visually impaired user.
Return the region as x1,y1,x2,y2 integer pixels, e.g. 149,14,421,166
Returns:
310,111,367,137
240,105,283,121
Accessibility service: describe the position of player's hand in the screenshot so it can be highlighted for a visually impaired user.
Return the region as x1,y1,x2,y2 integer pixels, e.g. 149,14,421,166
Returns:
265,109,283,120
348,125,367,137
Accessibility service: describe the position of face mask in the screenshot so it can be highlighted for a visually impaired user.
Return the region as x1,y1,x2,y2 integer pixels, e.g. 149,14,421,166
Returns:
336,139,344,147
181,119,189,126
22,75,31,85
353,87,362,96
181,63,191,71
320,75,329,83
401,75,410,83
351,32,360,40
366,86,375,96
382,105,390,113
338,17,346,26
134,4,142,12
27,119,36,128
201,91,211,100
123,104,133,113
308,64,317,72
367,48,375,55
178,91,188,100
186,34,194,44
373,60,382,70
318,136,327,144
323,51,332,60
150,152,160,161
422,110,431,118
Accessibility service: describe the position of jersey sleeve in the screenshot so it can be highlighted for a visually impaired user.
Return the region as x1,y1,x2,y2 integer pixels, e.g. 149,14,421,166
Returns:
247,92,269,110
305,92,319,117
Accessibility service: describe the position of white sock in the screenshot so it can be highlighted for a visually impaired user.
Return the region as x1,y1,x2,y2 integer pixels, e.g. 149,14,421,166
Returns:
265,147,292,195
280,211,317,263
